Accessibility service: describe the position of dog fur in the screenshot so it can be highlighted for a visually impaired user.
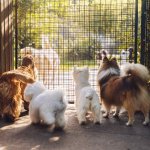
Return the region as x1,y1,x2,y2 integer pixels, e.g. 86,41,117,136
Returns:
20,46,60,85
73,66,101,125
97,56,150,126
19,55,38,111
24,81,67,130
0,55,36,122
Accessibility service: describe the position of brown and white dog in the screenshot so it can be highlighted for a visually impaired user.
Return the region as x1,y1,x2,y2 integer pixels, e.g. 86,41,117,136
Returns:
0,55,37,122
97,56,150,126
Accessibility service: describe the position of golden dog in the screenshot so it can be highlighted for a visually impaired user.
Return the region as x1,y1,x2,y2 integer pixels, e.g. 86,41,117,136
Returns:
0,55,37,122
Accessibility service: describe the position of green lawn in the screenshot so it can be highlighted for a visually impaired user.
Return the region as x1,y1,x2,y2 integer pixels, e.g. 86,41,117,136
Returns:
60,59,98,70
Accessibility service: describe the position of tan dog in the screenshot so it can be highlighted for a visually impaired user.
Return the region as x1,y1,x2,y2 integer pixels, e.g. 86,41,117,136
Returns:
97,56,150,126
0,55,36,122
20,46,60,85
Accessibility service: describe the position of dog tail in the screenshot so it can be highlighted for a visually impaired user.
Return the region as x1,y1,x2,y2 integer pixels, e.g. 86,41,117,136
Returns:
85,91,94,101
54,89,67,103
0,72,35,83
121,63,150,82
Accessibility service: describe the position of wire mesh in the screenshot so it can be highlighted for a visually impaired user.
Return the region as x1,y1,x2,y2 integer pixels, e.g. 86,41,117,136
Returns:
145,0,150,70
15,0,137,103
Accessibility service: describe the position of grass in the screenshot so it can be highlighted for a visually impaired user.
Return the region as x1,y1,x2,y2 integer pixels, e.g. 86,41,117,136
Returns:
59,59,98,70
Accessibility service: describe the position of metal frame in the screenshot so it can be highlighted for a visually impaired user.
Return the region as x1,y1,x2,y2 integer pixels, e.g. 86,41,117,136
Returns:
0,0,13,74
13,0,139,102
141,0,150,70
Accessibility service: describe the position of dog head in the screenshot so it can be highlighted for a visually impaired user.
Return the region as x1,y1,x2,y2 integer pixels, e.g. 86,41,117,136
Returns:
73,66,89,85
96,50,109,60
20,47,33,57
99,56,119,71
24,81,46,102
21,55,38,80
22,55,34,67
97,56,120,86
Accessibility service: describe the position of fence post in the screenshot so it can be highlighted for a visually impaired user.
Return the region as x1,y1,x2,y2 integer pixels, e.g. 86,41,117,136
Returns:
134,0,138,63
144,0,150,70
140,0,146,65
0,0,13,74
15,0,18,68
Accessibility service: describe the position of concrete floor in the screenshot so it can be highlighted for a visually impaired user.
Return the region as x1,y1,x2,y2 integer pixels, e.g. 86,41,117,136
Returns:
0,104,150,150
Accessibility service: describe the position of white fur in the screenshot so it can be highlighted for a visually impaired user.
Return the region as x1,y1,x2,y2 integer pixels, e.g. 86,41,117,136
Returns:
120,49,129,65
20,46,60,84
73,66,101,125
24,81,67,130
20,46,60,70
97,67,120,82
121,63,150,82
41,34,50,49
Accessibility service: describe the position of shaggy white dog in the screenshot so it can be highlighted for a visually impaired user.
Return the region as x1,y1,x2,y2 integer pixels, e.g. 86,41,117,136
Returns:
73,66,101,125
24,81,67,130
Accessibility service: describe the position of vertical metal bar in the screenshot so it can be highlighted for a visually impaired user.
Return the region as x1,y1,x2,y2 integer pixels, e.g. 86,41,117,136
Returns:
10,0,13,69
140,0,146,64
147,0,150,70
15,0,18,68
0,0,4,74
134,0,138,63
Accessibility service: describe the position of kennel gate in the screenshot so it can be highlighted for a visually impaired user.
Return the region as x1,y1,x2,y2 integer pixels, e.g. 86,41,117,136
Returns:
14,0,138,103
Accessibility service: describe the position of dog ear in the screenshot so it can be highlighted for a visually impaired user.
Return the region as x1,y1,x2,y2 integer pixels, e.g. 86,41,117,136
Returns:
111,57,117,62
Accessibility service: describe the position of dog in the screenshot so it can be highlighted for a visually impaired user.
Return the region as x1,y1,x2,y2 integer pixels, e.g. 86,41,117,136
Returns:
95,49,109,66
120,49,129,65
0,55,36,122
19,55,38,111
20,35,60,85
24,81,67,130
73,66,101,125
21,54,38,80
97,56,150,126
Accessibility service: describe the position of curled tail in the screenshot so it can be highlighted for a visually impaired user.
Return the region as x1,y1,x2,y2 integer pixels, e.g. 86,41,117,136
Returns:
0,72,35,83
121,63,150,82
53,89,67,108
85,91,94,101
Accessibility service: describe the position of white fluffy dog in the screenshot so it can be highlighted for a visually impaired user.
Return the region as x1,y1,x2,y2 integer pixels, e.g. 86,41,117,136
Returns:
24,81,67,130
73,66,101,125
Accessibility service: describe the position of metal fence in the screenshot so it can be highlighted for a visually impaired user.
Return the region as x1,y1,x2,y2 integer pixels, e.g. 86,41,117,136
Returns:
0,0,13,74
14,0,138,102
141,0,150,70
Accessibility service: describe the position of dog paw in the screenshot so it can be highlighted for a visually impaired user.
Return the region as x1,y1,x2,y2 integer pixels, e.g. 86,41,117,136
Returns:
102,113,109,118
143,121,149,126
126,122,133,126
